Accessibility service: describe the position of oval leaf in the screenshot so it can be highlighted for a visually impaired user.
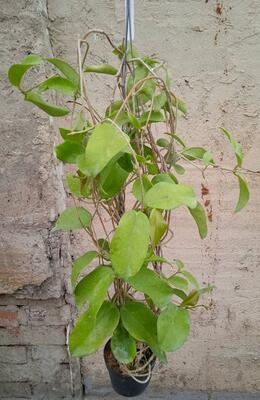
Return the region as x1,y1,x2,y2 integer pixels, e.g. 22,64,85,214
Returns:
132,176,152,203
71,250,98,289
111,324,136,364
144,182,197,210
38,76,78,96
51,207,91,232
84,123,131,177
121,301,166,362
74,266,115,311
25,91,69,117
235,174,250,212
48,58,79,87
168,275,188,290
127,266,174,309
55,141,84,164
157,303,190,352
149,209,167,247
221,128,243,167
188,202,208,239
85,64,118,75
110,211,150,278
69,301,119,357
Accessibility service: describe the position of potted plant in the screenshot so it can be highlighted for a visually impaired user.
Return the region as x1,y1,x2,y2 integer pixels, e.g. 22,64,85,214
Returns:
8,29,251,397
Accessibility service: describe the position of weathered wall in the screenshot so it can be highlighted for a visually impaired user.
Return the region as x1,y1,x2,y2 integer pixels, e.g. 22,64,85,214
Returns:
0,0,260,399
0,1,82,398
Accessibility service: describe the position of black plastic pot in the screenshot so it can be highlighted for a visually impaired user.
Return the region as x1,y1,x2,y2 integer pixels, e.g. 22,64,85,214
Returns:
104,340,155,397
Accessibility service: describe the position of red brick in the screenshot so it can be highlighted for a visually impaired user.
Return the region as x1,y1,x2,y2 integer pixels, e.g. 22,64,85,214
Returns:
0,310,18,328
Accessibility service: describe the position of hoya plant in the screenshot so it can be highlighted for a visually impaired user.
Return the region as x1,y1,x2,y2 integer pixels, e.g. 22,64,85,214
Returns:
8,30,250,385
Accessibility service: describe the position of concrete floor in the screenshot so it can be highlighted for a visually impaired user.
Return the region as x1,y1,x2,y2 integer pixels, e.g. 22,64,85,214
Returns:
85,387,260,399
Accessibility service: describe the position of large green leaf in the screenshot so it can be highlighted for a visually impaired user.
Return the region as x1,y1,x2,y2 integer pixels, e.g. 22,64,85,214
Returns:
111,324,136,364
59,127,85,143
180,270,199,289
69,301,119,357
74,266,115,312
235,174,250,212
121,301,166,362
149,209,167,247
157,304,190,352
38,76,78,96
180,286,213,307
85,64,118,75
66,173,91,198
8,54,42,88
188,202,208,239
139,111,165,127
168,275,188,290
110,211,150,278
48,58,79,87
144,182,197,210
71,250,98,289
182,147,207,161
83,123,131,177
132,176,153,203
221,128,243,167
51,207,91,232
151,173,178,185
127,267,174,309
98,160,128,199
24,91,69,116
55,141,85,164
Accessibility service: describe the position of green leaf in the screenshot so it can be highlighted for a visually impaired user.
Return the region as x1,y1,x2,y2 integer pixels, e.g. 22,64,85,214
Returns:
111,324,136,364
48,58,79,87
110,211,150,279
221,128,243,167
71,250,98,289
175,259,185,271
203,151,214,166
69,301,119,357
66,173,91,198
59,127,85,143
83,123,131,177
85,64,118,75
156,138,169,148
55,141,84,164
182,147,207,161
8,54,42,88
127,65,149,94
98,160,128,199
180,286,213,307
173,164,185,175
144,182,197,210
168,275,188,290
127,112,141,129
149,209,167,247
139,111,165,127
24,91,69,116
121,301,166,362
172,97,187,115
74,266,114,311
21,54,42,65
153,92,167,111
97,239,110,255
171,134,186,148
38,76,78,96
151,173,178,185
188,202,208,239
157,304,190,352
180,271,199,289
132,176,153,203
235,174,250,212
145,255,171,265
127,267,174,309
51,207,91,232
